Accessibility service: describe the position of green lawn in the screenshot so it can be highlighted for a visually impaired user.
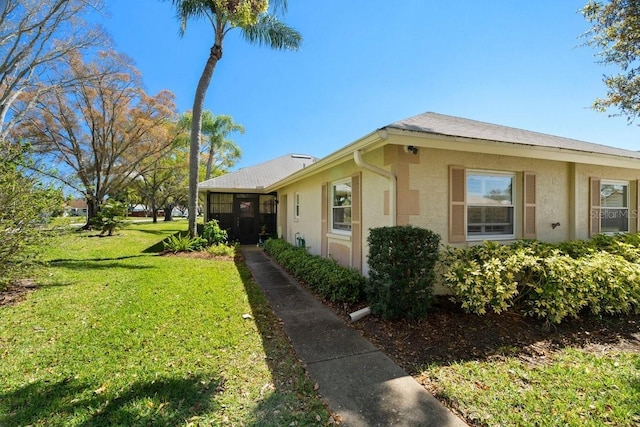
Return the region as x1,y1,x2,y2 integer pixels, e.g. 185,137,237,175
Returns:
0,221,329,426
423,348,640,426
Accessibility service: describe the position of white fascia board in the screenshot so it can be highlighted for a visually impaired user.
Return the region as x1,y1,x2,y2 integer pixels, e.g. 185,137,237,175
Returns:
267,130,387,191
385,128,640,169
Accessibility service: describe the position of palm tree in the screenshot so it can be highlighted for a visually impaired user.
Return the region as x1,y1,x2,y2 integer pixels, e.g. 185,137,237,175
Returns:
167,0,302,236
180,110,244,180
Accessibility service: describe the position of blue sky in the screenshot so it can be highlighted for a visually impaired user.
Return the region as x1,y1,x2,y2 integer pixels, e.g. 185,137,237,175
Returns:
101,0,638,170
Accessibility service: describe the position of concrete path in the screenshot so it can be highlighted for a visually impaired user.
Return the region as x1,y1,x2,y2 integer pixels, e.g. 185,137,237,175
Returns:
241,246,467,427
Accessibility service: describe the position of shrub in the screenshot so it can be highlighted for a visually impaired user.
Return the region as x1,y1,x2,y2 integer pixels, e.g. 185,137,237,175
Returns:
202,219,228,245
206,243,237,257
0,144,64,288
91,201,127,236
163,233,207,253
440,241,528,315
441,234,640,323
366,226,440,319
263,238,365,303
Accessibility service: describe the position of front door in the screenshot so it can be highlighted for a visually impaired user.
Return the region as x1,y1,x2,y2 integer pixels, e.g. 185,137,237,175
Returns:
236,197,258,244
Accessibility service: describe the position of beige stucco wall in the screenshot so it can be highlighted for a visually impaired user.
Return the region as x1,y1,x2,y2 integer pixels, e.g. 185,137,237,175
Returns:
278,173,324,256
274,140,640,283
406,146,573,244
277,159,365,263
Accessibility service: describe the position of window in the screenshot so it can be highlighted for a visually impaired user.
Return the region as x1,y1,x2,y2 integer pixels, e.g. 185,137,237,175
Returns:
210,193,233,214
600,181,629,233
259,195,276,214
294,192,300,218
467,172,515,239
332,180,352,232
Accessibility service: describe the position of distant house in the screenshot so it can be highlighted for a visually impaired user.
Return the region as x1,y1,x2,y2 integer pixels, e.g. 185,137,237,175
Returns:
65,199,88,217
199,112,640,276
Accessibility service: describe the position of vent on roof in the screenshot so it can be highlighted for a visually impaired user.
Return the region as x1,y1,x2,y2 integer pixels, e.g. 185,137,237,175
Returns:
291,154,313,159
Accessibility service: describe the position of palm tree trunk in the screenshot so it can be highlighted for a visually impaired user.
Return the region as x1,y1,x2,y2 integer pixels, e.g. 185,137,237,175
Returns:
205,145,215,180
188,41,223,236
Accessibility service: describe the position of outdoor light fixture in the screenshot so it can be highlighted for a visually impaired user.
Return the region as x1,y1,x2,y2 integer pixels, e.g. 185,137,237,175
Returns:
404,145,418,155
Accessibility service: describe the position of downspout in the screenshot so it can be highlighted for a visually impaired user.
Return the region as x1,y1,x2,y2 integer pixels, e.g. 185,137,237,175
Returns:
350,135,396,322
353,148,396,226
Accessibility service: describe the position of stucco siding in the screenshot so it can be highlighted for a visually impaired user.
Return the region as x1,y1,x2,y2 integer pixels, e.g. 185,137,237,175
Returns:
278,174,324,256
406,146,572,244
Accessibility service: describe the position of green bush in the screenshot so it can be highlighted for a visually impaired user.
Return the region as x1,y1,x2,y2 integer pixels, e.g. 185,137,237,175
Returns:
202,219,228,245
366,226,441,319
163,233,207,253
441,234,640,323
263,238,365,303
0,144,64,288
206,243,236,257
91,201,127,236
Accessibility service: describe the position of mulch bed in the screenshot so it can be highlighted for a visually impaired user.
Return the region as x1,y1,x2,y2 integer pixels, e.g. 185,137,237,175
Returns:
0,279,38,307
340,298,640,372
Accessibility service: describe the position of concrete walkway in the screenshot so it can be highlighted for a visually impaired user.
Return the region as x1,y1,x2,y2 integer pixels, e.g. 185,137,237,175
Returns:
241,246,467,427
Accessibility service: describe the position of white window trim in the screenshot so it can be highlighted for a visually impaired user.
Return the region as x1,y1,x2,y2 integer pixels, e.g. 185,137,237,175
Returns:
294,192,300,220
466,170,516,241
600,179,630,234
331,178,352,235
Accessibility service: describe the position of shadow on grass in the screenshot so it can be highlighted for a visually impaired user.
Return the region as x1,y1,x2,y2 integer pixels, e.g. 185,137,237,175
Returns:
142,231,185,254
234,251,329,426
49,255,155,271
0,374,224,427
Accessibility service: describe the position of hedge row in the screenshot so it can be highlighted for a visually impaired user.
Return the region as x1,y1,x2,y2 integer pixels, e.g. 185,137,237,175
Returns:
262,239,365,303
441,236,640,323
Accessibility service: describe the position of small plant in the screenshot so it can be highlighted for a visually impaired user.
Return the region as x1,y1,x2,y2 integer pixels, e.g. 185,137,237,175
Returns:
202,219,228,245
163,233,207,253
206,243,237,257
92,201,127,236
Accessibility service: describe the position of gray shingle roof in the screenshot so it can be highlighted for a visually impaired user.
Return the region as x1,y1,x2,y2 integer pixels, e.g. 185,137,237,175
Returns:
198,154,317,191
385,112,640,159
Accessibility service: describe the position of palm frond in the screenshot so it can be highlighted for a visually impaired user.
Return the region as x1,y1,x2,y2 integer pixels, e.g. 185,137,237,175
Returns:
241,14,301,50
269,0,289,16
167,0,216,36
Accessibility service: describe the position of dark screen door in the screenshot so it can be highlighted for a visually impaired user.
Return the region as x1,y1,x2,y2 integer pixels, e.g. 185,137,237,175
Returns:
236,198,257,244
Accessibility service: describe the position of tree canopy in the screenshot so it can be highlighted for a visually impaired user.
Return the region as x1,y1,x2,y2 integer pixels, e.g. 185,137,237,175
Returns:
0,0,106,142
179,110,243,180
582,0,640,121
15,50,180,223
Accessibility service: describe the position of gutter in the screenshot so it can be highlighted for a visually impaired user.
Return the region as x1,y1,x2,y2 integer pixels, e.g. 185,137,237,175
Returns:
353,146,396,226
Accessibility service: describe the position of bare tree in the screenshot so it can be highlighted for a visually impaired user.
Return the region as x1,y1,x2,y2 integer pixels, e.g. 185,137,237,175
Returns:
0,0,106,143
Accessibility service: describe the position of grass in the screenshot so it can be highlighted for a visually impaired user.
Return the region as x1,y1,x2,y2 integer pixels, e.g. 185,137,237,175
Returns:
422,348,640,426
0,221,329,426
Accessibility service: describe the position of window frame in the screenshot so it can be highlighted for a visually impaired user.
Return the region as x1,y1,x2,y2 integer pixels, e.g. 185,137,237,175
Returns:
600,179,630,234
331,178,352,234
209,193,233,214
466,170,516,241
294,192,300,219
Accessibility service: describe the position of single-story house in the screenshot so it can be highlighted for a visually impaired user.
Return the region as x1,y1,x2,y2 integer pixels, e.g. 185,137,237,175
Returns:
64,199,88,217
199,111,640,276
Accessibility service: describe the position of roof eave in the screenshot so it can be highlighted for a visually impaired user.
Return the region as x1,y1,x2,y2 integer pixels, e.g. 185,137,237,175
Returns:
383,127,640,168
266,130,387,191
